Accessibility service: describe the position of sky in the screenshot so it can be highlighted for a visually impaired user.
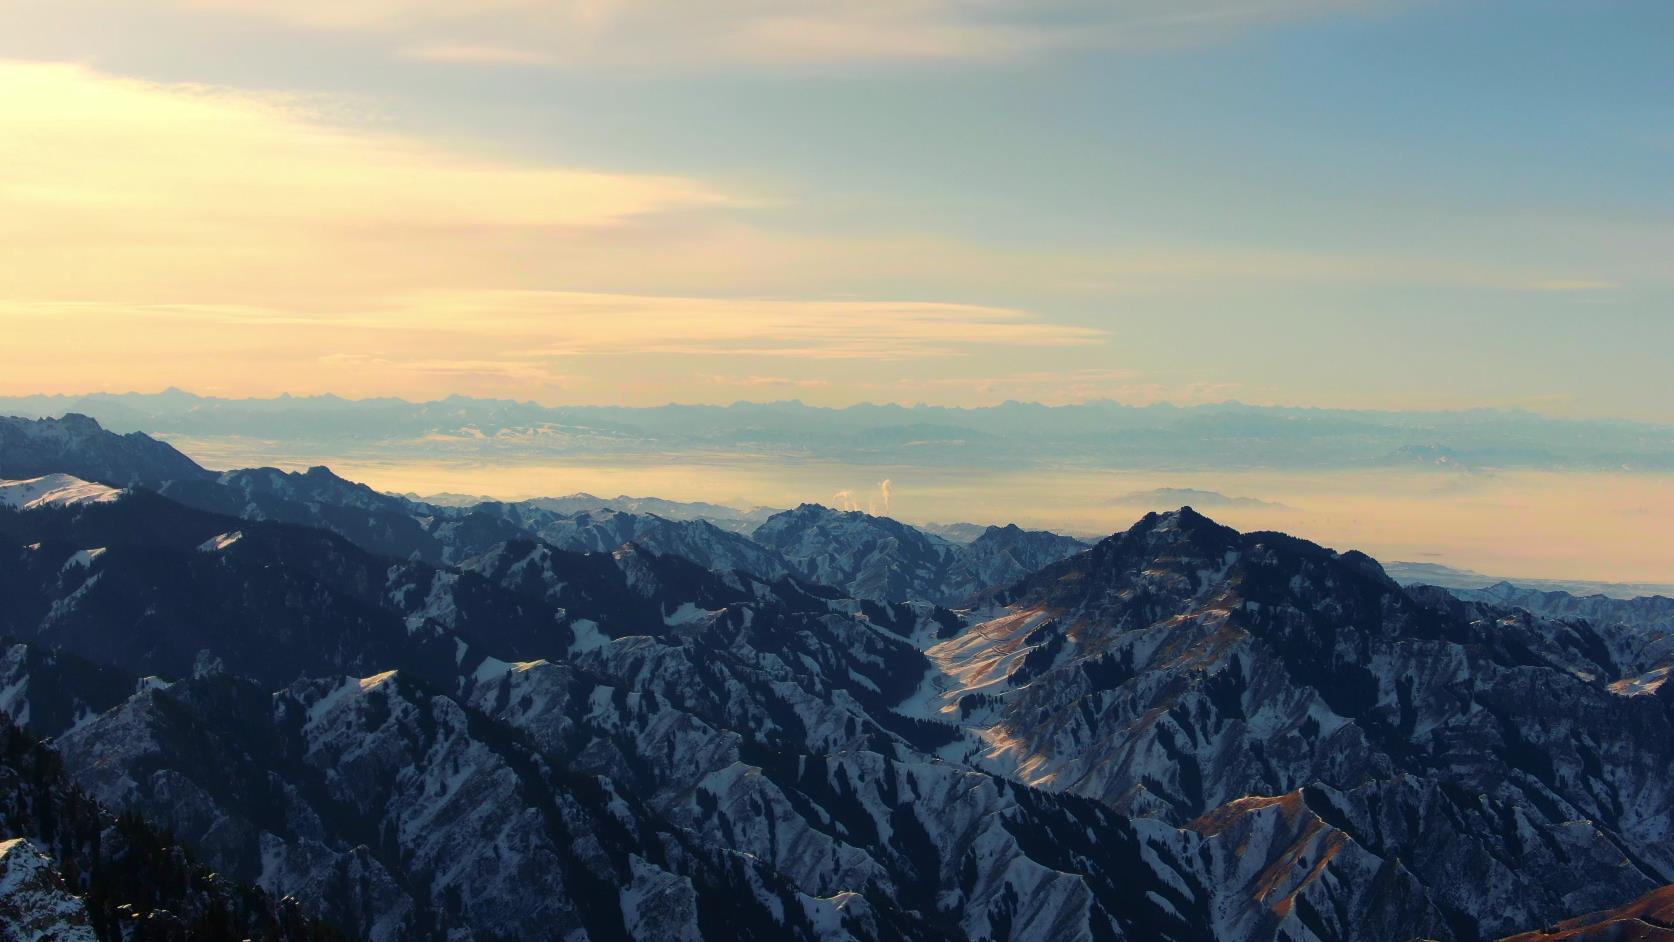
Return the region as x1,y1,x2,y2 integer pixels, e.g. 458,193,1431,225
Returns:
1,0,1671,417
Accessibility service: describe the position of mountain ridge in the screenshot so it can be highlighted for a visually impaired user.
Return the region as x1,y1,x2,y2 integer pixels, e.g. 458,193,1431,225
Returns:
4,415,1674,940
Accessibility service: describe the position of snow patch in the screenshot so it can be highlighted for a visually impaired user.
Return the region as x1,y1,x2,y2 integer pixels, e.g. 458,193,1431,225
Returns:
60,548,106,572
569,618,610,653
197,531,243,552
663,602,719,627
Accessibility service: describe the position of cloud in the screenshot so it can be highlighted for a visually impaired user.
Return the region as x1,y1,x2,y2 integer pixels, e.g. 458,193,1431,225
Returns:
0,292,1102,401
0,60,728,304
0,57,1121,404
398,43,559,67
418,291,1104,359
1525,279,1619,293
704,375,832,389
1109,487,1289,510
171,0,1392,69
861,369,1246,406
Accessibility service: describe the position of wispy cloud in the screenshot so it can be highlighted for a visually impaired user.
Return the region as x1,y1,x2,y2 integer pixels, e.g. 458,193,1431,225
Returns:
858,369,1243,406
398,43,559,67
0,57,1123,404
1525,279,1619,293
172,0,1394,69
436,292,1106,359
704,375,832,390
0,60,728,305
0,292,1104,400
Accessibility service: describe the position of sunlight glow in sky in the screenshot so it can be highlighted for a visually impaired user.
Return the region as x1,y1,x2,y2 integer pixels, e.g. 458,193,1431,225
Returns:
1,0,1671,417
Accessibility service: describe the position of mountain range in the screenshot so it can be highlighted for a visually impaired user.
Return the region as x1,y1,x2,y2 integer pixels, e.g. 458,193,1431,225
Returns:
5,390,1674,472
2,412,1673,941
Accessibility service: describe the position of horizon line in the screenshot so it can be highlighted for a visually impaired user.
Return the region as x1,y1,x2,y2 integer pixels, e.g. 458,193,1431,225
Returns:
0,387,1645,424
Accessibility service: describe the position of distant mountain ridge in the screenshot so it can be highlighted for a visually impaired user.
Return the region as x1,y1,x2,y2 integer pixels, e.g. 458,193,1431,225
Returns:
753,503,1089,605
0,413,1090,607
1387,559,1674,600
5,391,1672,472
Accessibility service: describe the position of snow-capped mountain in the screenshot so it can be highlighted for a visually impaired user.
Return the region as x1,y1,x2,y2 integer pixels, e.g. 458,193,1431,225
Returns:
515,492,782,532
3,483,1203,940
922,508,1674,938
470,502,792,578
1446,580,1674,633
3,417,1091,608
7,414,1674,940
949,523,1091,602
0,414,212,489
753,504,1087,605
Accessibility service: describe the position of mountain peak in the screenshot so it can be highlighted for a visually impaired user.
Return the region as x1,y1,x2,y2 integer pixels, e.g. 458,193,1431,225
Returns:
1109,504,1241,552
0,413,211,487
56,412,104,432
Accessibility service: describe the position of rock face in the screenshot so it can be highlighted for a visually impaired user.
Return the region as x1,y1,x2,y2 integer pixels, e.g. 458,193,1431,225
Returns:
0,415,211,489
951,524,1091,602
475,503,791,578
0,718,344,942
925,508,1674,940
0,838,97,942
1498,885,1674,941
753,504,1087,604
1441,582,1674,675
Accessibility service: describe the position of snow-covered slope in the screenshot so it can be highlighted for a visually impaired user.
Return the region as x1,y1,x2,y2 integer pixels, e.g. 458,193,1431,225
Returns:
913,508,1674,939
0,475,121,511
0,717,343,941
0,838,96,942
754,504,1086,605
0,414,211,488
474,502,791,578
520,492,781,531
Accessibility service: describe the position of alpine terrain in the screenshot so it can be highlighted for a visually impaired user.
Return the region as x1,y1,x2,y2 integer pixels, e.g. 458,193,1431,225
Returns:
1,413,1672,942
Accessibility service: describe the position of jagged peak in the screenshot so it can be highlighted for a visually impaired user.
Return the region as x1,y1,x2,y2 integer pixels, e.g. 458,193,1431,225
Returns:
1006,506,1416,618
1090,505,1242,556
55,412,104,431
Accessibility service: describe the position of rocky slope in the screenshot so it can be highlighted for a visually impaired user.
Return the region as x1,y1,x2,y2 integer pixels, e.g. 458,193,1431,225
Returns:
1499,885,1674,941
0,415,212,489
919,509,1674,939
3,481,1200,940
4,416,1090,608
0,717,346,941
471,502,790,578
8,416,1674,941
753,504,1086,605
0,836,97,942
